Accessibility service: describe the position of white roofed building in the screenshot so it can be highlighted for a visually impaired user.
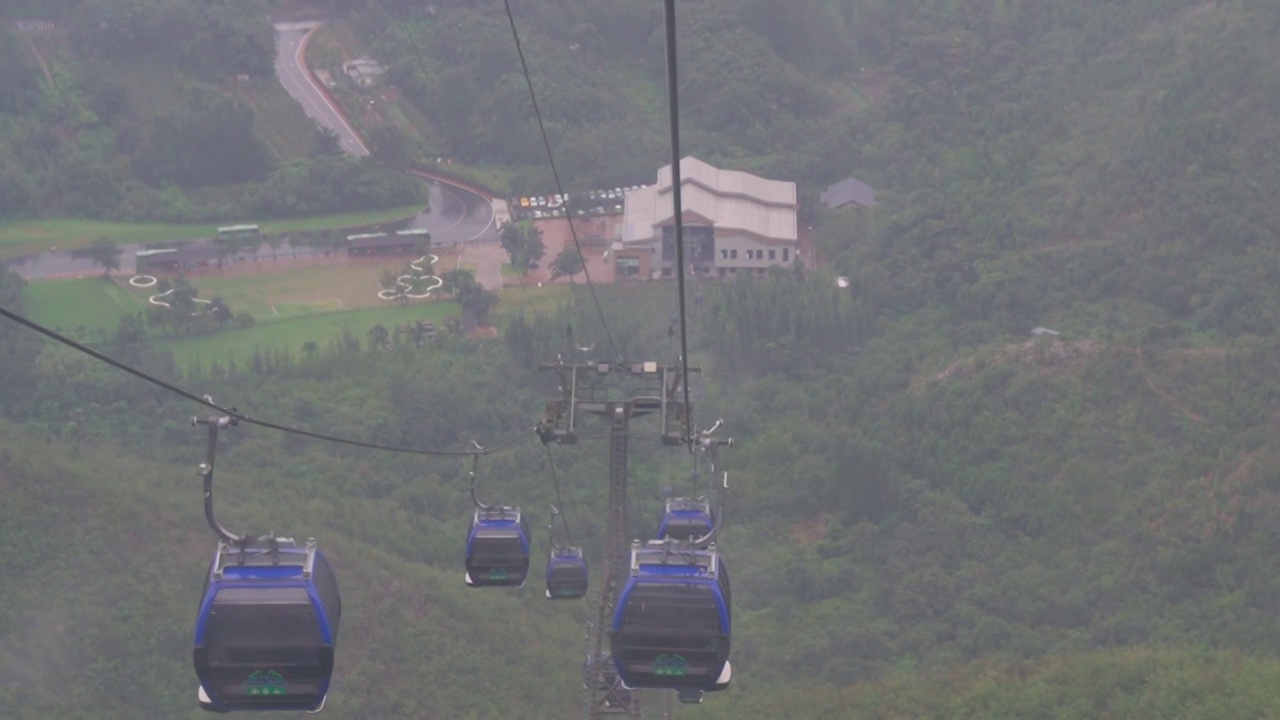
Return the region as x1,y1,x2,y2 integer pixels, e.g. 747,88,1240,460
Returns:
617,157,797,279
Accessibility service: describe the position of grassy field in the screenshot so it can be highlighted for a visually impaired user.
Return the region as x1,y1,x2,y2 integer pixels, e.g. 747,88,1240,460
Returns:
21,258,572,365
226,75,320,162
163,301,463,367
492,283,571,325
0,205,426,259
117,261,423,321
23,277,142,335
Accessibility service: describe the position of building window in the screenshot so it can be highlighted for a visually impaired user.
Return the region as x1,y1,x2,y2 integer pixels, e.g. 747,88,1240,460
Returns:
768,249,776,260
783,248,790,262
617,257,641,277
720,249,728,260
730,249,738,260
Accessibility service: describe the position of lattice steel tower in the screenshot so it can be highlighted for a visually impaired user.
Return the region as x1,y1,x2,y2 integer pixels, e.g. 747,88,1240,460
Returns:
539,359,695,720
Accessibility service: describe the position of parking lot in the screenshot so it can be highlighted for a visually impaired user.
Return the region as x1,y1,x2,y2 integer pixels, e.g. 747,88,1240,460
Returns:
507,185,644,222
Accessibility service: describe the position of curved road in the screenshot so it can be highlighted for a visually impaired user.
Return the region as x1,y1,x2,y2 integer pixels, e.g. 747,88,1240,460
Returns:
272,21,369,156
271,19,495,247
4,23,496,280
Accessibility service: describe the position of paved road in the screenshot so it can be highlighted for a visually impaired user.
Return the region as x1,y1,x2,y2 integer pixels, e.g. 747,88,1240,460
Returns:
273,21,369,156
412,181,496,247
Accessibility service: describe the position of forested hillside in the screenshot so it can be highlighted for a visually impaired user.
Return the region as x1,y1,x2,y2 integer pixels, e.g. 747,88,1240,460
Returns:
0,0,423,223
5,0,1280,718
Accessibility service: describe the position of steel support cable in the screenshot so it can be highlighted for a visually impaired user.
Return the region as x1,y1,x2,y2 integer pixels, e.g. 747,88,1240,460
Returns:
662,0,696,452
0,305,534,458
501,0,620,362
545,444,575,545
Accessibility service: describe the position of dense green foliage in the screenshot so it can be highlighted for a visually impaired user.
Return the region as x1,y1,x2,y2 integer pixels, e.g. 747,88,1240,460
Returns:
814,0,1280,345
6,0,1280,717
340,0,854,188
0,0,424,224
9,258,1280,716
76,0,275,78
746,648,1280,719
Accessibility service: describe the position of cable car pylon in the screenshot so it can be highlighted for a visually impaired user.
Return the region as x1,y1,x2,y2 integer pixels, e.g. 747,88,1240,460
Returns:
538,358,728,720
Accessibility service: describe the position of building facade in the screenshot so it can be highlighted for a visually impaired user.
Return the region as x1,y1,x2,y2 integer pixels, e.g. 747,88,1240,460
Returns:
618,157,797,279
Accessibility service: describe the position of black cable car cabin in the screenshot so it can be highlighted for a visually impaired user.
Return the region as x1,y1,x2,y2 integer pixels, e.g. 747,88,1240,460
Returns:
545,546,589,599
656,498,716,542
194,538,341,713
465,507,531,588
609,540,732,692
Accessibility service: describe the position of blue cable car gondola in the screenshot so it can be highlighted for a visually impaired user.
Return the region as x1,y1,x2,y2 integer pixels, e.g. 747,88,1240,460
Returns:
190,414,341,714
546,545,589,599
195,538,341,713
656,497,715,543
465,506,531,587
609,539,732,692
544,505,588,600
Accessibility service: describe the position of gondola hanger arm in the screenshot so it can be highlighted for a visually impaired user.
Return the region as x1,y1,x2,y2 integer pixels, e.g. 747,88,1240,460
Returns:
192,399,249,545
468,441,491,510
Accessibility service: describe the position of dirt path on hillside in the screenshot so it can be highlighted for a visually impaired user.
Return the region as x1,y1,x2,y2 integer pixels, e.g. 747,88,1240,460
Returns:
1134,347,1205,423
928,341,1211,426
25,37,53,86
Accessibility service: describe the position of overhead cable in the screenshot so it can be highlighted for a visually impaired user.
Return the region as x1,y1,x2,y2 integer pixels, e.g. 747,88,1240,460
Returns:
0,305,533,458
501,0,620,361
662,0,696,450
545,444,574,545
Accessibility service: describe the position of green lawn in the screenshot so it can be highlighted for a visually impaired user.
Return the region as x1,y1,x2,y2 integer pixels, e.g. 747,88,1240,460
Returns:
162,282,571,366
0,205,426,259
22,277,142,335
493,282,572,324
162,301,462,367
21,261,570,364
123,262,419,321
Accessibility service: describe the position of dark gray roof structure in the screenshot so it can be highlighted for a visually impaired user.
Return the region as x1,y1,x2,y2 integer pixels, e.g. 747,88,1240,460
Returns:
820,176,878,209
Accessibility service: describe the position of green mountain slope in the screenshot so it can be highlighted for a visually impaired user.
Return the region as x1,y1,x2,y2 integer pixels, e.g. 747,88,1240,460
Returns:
5,0,1280,717
0,422,588,719
0,1,423,224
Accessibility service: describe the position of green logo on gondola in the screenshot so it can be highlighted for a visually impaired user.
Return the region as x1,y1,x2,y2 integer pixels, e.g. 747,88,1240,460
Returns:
653,654,688,676
244,670,287,696
488,569,509,580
